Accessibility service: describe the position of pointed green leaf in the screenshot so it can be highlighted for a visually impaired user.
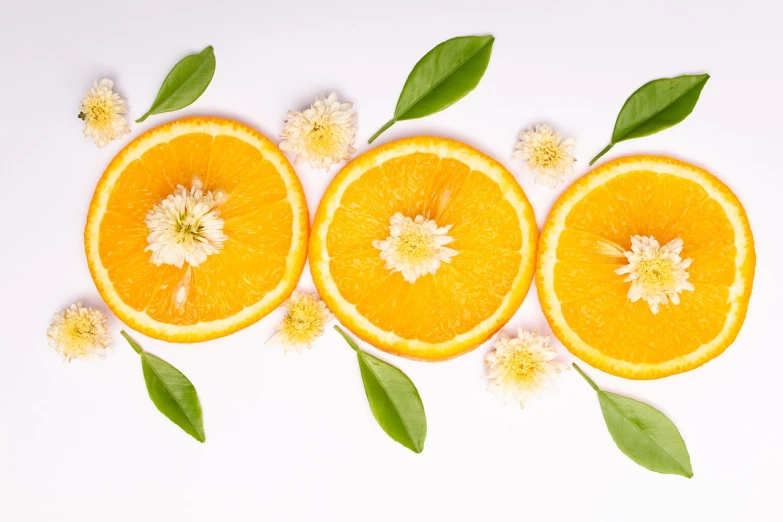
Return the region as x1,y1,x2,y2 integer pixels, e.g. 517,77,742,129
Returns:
590,73,709,165
335,326,427,453
136,46,216,123
598,391,692,477
121,331,205,442
357,351,427,453
369,35,494,143
574,364,692,477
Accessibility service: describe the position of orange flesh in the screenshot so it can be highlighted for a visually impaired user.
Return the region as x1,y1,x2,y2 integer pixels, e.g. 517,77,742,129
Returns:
97,133,293,325
553,170,737,364
325,152,523,344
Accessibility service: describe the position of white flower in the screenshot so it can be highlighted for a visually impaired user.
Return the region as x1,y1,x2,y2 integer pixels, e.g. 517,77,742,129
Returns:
79,78,130,148
267,292,334,353
372,213,458,284
615,235,694,314
145,179,228,268
279,92,357,169
47,302,111,361
513,124,576,188
485,329,569,407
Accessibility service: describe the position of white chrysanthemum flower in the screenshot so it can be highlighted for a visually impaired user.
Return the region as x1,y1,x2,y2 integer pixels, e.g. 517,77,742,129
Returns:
279,92,358,169
615,235,694,314
372,212,458,284
513,124,576,188
485,329,569,407
145,179,228,268
79,78,130,148
47,302,111,362
267,292,334,353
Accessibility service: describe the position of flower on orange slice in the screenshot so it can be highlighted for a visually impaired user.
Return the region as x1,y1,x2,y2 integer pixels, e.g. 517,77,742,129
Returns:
310,137,538,361
84,117,309,342
537,156,755,379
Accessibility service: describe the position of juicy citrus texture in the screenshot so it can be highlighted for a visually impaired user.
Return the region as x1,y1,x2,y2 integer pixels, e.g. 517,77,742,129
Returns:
310,137,538,360
537,156,755,379
85,117,308,342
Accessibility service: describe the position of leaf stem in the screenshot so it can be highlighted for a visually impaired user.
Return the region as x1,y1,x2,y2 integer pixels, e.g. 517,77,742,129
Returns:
368,118,396,144
572,363,600,391
589,143,614,166
135,112,151,123
334,325,361,353
121,330,144,355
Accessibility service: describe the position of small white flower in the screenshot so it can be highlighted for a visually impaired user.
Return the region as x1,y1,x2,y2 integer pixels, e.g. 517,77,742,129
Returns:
485,329,569,407
79,78,130,147
145,180,228,268
372,213,458,284
615,235,694,314
279,92,358,170
47,302,111,361
267,292,334,353
513,124,576,188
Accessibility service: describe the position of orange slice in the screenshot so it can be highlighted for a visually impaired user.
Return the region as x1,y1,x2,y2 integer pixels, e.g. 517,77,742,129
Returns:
310,137,538,360
537,156,755,379
85,117,309,342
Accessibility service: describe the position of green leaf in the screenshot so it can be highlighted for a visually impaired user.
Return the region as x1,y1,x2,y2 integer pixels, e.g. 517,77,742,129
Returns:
121,331,205,442
368,35,494,143
589,73,709,165
574,364,692,478
335,326,427,453
136,46,216,123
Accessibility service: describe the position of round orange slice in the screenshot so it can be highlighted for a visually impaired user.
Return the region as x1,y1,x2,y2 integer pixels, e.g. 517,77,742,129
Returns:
537,156,755,379
85,117,309,342
310,137,538,360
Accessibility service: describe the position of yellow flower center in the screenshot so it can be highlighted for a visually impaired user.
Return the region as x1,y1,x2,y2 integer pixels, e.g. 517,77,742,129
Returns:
83,98,115,126
634,256,678,293
397,228,435,262
306,121,339,155
530,141,564,169
284,307,321,336
508,349,537,379
62,316,101,350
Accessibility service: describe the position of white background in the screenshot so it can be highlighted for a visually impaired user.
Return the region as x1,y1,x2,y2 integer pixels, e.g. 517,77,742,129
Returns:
1,0,781,520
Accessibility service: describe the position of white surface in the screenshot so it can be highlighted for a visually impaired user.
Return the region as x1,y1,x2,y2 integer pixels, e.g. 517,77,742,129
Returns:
1,0,781,520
